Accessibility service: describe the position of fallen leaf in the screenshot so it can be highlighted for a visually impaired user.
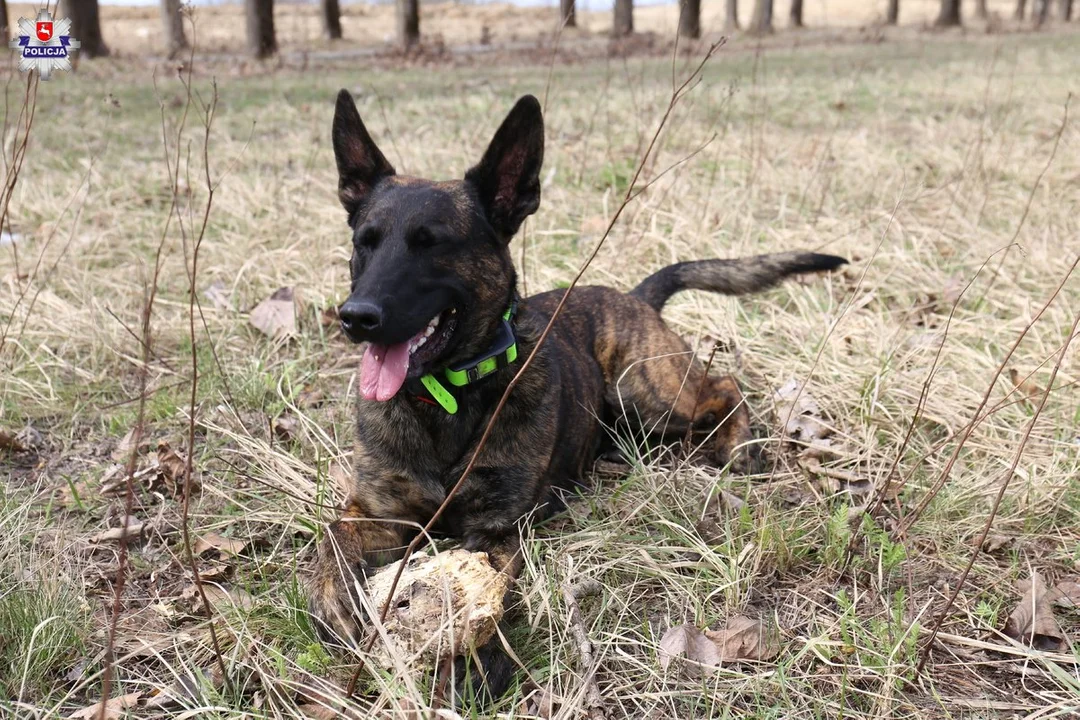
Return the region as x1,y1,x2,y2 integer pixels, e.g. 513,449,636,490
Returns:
192,533,248,558
153,440,200,498
90,516,145,544
517,683,557,718
1008,369,1043,404
68,691,143,719
1003,572,1065,652
297,705,339,720
111,428,149,462
15,425,43,450
658,624,721,673
319,304,339,328
203,280,232,311
179,582,255,616
1046,580,1080,609
773,379,833,443
695,489,746,544
704,615,780,662
0,428,25,452
980,534,1015,553
249,286,297,338
273,414,299,442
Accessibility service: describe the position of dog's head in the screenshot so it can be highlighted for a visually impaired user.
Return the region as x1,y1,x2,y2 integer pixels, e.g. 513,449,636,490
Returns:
331,91,544,402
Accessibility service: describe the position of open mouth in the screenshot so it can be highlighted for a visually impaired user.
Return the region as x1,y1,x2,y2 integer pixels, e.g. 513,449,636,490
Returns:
359,308,458,402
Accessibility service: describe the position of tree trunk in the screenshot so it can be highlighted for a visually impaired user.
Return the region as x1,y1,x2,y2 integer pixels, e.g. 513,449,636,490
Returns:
61,0,109,58
724,0,740,30
749,0,774,33
1060,0,1074,20
679,0,701,37
790,0,804,26
161,0,188,58
934,0,962,26
614,0,633,35
245,0,276,58
0,0,8,44
1014,0,1027,19
396,0,419,48
321,0,342,40
1035,0,1050,23
887,0,900,22
560,0,576,28
974,0,988,17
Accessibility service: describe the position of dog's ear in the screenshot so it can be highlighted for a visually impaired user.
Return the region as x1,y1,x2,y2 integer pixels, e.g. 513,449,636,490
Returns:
465,95,544,241
333,89,395,217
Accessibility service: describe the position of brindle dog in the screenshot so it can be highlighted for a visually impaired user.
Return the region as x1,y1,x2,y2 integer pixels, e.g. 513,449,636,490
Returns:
308,91,846,699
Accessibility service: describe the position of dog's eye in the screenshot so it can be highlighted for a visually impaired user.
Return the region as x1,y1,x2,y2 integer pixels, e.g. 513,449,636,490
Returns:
409,227,438,248
354,227,380,250
698,411,718,427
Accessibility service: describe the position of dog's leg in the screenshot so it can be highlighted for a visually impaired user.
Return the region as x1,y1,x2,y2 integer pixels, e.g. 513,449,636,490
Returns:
605,321,752,471
308,490,438,646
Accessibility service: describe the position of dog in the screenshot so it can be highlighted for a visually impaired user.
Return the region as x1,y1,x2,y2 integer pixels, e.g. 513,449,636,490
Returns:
307,91,846,700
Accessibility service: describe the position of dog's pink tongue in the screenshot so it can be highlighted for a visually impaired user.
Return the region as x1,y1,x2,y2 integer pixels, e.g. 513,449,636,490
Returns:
360,341,411,402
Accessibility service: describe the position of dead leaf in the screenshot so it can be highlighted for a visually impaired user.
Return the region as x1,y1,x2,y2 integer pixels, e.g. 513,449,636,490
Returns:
1046,580,1080,609
68,691,143,719
1003,572,1065,652
660,616,779,675
799,457,878,503
773,379,833,443
517,683,557,718
153,440,200,497
981,534,1015,553
695,489,746,543
192,533,248,558
179,582,255,616
297,705,339,720
249,286,297,338
203,280,232,311
0,428,25,452
111,428,149,462
704,615,780,662
319,304,339,328
90,516,145,544
658,624,721,673
273,414,299,442
1008,369,1043,404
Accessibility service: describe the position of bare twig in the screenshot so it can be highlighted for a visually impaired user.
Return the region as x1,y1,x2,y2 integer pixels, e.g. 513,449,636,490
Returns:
562,579,605,720
916,268,1080,675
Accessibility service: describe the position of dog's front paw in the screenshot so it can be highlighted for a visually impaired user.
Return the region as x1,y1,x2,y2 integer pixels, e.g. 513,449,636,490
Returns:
307,555,370,648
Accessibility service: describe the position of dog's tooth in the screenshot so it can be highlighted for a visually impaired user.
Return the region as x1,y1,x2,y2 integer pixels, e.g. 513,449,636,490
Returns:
425,326,434,337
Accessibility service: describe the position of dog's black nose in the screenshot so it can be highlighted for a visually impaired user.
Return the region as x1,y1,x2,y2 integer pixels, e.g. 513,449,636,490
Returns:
339,299,382,341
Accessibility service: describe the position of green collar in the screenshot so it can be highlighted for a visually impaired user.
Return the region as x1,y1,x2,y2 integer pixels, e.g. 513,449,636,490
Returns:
415,301,518,414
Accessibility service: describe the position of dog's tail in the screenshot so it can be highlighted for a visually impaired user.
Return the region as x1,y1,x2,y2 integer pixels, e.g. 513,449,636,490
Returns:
630,251,848,312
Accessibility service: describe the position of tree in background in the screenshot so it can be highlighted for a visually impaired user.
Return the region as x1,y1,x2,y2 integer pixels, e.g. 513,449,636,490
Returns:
679,0,701,38
1014,0,1027,18
935,0,962,25
322,0,342,40
790,0,805,27
397,0,419,47
0,0,8,43
725,0,739,30
749,0,774,33
561,0,576,28
614,0,633,35
161,0,188,58
62,0,109,58
1035,0,1050,23
887,0,900,24
1061,0,1074,21
245,0,276,58
975,0,988,17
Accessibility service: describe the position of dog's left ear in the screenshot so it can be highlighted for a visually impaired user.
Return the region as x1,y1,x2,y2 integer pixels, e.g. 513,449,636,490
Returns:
465,95,544,241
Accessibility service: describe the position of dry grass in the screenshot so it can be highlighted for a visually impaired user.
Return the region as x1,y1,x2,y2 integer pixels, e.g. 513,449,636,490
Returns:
2,22,1080,720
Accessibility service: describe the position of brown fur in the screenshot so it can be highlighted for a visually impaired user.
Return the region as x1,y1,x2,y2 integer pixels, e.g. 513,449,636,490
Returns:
307,91,846,702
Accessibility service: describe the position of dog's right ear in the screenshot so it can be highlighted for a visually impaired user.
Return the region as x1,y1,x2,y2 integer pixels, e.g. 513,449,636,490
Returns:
333,89,395,218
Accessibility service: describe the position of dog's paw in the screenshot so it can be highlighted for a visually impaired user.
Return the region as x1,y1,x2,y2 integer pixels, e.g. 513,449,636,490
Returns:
452,639,516,709
307,557,370,648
